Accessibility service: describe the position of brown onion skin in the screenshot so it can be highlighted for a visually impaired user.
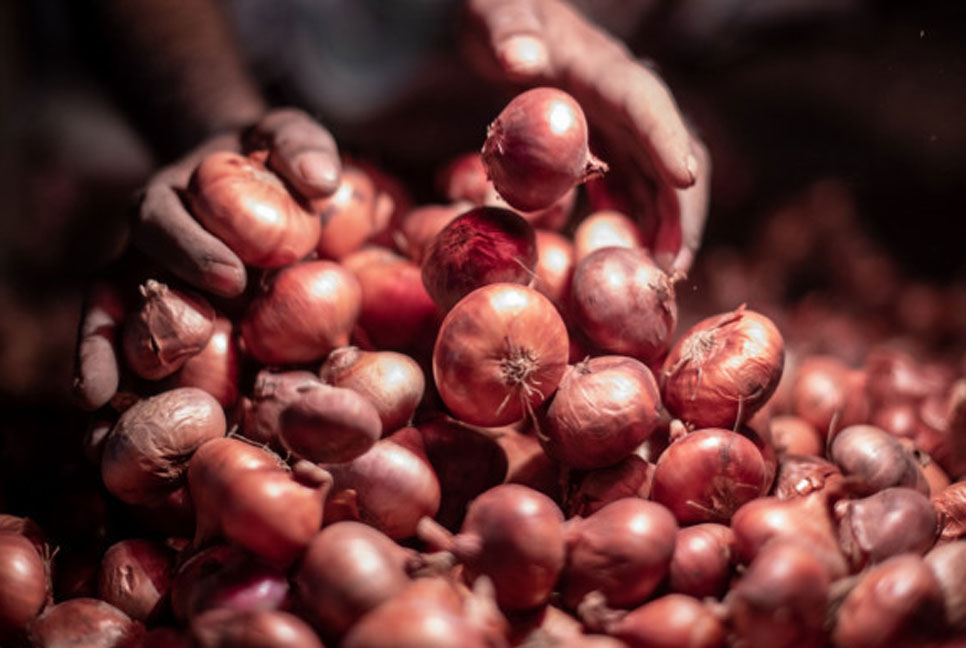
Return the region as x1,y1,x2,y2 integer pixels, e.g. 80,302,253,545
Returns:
533,229,574,313
242,370,322,447
542,356,665,470
396,204,464,264
728,541,830,648
774,454,845,501
572,247,677,365
279,384,382,463
190,608,324,648
832,554,946,648
352,260,440,350
790,356,868,437
662,306,784,430
769,415,824,457
482,87,605,212
166,315,239,408
433,283,569,427
102,388,225,507
668,523,735,599
122,280,216,381
934,481,966,543
562,499,678,609
651,428,768,524
98,540,174,622
925,541,966,631
241,260,361,365
0,532,48,641
829,425,929,496
294,521,413,637
573,210,643,263
835,487,938,571
421,206,537,312
565,453,654,518
320,347,425,434
312,166,383,260
188,150,320,268
27,598,144,648
608,594,726,648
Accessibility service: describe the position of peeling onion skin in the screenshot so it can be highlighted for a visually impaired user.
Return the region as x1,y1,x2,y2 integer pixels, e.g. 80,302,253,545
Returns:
190,608,324,648
668,523,735,599
924,541,966,632
101,388,225,508
27,598,145,648
606,594,726,648
122,280,216,381
542,356,665,470
279,384,382,464
829,425,929,496
934,481,966,544
662,306,784,430
831,554,946,648
98,539,174,623
571,247,677,365
0,532,48,641
561,499,678,609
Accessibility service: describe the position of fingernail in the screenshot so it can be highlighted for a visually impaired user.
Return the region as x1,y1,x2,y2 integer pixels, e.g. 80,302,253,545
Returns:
501,35,549,79
685,153,698,186
299,154,340,192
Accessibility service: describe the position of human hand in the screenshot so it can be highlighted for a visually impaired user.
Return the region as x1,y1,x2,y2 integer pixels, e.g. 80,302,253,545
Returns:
463,0,710,274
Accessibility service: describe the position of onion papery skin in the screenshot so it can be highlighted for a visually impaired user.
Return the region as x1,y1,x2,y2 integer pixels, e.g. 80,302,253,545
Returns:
241,260,361,365
396,204,464,265
311,166,383,260
668,523,735,599
573,210,644,263
790,356,868,438
353,259,440,350
433,283,569,427
279,384,382,463
190,608,324,648
188,151,321,268
571,247,677,365
829,425,929,496
97,539,174,622
773,454,845,501
166,315,240,408
608,594,726,648
533,229,574,314
924,541,966,632
934,481,966,543
650,428,769,524
662,306,784,429
0,532,48,641
27,598,145,648
542,356,664,470
835,487,938,570
768,415,824,457
242,370,322,447
564,452,655,518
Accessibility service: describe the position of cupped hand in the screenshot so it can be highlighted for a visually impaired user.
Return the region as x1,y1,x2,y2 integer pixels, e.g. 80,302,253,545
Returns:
464,0,710,275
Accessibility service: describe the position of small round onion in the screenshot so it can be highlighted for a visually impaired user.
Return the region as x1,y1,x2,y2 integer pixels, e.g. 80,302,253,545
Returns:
98,539,174,622
662,306,784,429
542,356,665,469
573,211,643,263
396,204,464,265
242,370,322,447
564,452,654,518
605,594,726,648
668,523,735,599
311,166,384,260
241,260,361,365
352,259,440,350
829,425,929,496
789,356,868,437
166,315,239,408
773,454,845,501
482,87,607,212
835,487,938,570
27,598,144,648
768,415,824,457
532,229,574,313
571,247,677,365
0,532,48,641
0,515,46,554
190,608,324,648
924,541,966,632
279,384,382,463
437,152,489,206
934,481,966,544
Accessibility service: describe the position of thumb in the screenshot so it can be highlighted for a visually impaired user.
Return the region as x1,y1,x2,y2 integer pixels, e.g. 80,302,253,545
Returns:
469,0,550,81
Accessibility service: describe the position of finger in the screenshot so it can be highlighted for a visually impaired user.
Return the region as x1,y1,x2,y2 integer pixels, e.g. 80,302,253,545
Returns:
467,0,550,80
250,109,342,200
134,182,247,297
73,283,124,411
653,139,711,275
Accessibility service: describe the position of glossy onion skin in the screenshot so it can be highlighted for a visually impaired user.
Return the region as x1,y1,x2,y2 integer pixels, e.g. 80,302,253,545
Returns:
542,356,665,470
241,260,361,365
924,541,966,631
533,229,575,313
27,598,145,648
98,539,173,622
571,247,677,364
0,532,48,640
668,523,735,598
433,283,569,427
933,481,966,543
572,210,643,263
353,260,440,350
662,307,784,429
166,315,240,408
609,594,726,648
829,425,929,496
279,384,382,464
190,608,324,648
312,166,384,260
188,151,320,268
790,356,868,437
835,487,938,570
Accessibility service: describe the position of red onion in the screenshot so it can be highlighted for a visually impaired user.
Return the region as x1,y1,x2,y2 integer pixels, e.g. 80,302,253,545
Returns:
320,347,425,434
294,521,414,636
662,306,784,429
438,152,489,205
835,487,938,570
865,345,945,407
396,204,464,265
561,499,677,609
482,87,607,212
166,315,239,408
190,608,324,648
789,356,868,437
773,454,845,500
651,428,769,524
0,515,46,555
433,283,569,427
98,539,174,622
0,532,48,641
668,523,735,599
417,484,565,610
571,247,677,365
599,594,726,648
311,166,385,260
242,370,322,447
573,211,644,263
924,541,966,632
495,427,561,501
504,185,576,231
933,481,966,544
768,415,824,457
27,598,144,648
122,280,215,381
241,260,361,365
341,245,406,274
353,259,440,350
532,229,574,313
421,206,537,311
829,425,929,496
542,356,665,470
279,384,382,463
564,451,654,518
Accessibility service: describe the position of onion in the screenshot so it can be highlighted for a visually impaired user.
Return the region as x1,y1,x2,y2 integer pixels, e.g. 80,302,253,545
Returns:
573,211,643,263
865,345,945,407
924,541,966,631
495,427,560,501
508,186,576,231
101,388,225,507
279,384,382,463
353,259,440,350
662,306,784,429
532,230,574,313
294,521,414,636
835,487,938,570
728,540,830,648
932,481,966,543
190,608,324,648
122,280,215,380
433,283,569,427
421,206,537,312
341,245,406,274
170,545,289,623
396,204,464,265
829,425,929,496
650,428,769,524
789,356,868,437
600,594,726,648
481,87,607,212
312,166,386,260
561,499,677,609
417,484,565,610
166,315,239,408
438,152,489,205
324,428,441,539
0,532,48,641
0,515,46,554
831,554,946,648
27,598,144,648
241,260,361,365
564,450,654,518
320,347,425,434
542,356,664,469
98,539,174,622
768,415,824,457
773,454,845,500
668,523,735,599
187,150,320,267
242,370,322,447
571,247,677,365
